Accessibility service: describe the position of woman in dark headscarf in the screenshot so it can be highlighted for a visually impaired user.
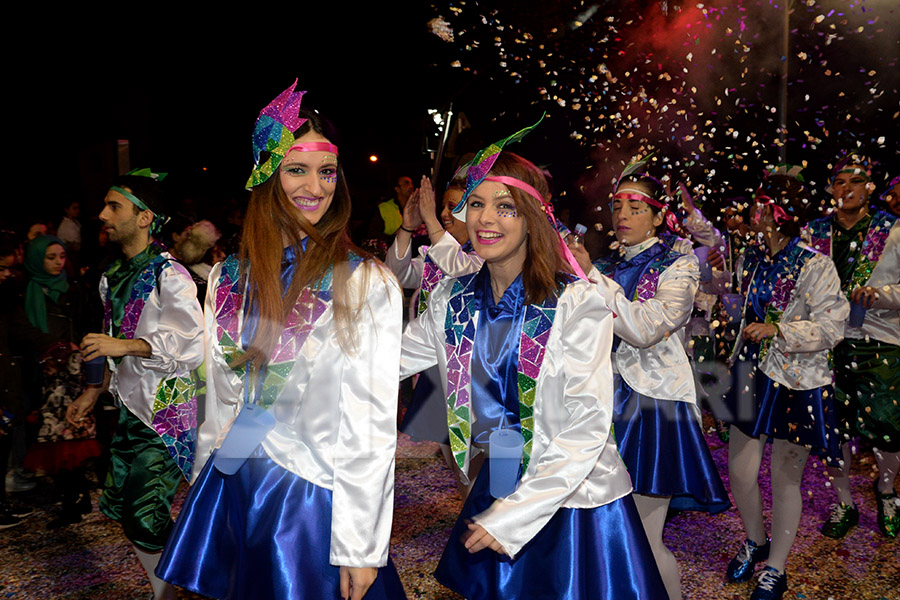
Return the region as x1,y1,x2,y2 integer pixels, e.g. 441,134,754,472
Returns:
23,235,100,528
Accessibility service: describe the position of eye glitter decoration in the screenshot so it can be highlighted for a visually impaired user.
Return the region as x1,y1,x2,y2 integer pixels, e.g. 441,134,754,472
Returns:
322,154,337,164
495,208,518,218
321,173,337,184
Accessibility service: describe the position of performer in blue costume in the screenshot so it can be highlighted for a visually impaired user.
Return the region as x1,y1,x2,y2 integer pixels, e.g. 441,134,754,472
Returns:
156,83,407,600
724,169,847,600
401,140,666,600
581,161,730,600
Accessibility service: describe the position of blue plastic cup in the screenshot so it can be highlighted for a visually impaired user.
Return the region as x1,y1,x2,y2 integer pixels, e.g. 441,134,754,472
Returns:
694,246,713,282
489,428,524,499
848,301,867,328
84,356,106,386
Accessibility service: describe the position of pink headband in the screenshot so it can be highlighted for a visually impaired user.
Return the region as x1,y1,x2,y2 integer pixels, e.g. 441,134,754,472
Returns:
484,175,587,280
753,194,791,225
614,191,666,210
286,142,340,156
613,191,679,232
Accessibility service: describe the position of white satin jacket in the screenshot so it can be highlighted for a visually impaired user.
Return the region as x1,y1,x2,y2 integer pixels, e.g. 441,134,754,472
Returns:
729,242,849,390
196,260,402,568
101,257,204,431
384,231,483,289
588,245,700,404
400,278,632,559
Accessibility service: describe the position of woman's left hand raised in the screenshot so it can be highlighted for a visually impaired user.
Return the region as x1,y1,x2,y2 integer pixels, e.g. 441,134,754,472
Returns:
339,566,378,600
463,523,507,555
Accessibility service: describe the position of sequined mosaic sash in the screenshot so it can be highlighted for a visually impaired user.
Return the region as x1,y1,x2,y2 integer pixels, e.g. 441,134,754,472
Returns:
214,253,363,409
806,211,897,297
102,255,197,480
443,272,566,478
593,246,682,303
740,241,813,361
416,241,474,318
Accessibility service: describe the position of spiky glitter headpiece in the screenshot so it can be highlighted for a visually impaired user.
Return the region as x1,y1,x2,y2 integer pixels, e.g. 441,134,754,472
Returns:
246,80,307,189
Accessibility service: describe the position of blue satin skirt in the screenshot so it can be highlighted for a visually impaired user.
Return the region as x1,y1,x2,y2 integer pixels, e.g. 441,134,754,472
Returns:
156,447,407,600
737,373,843,465
613,376,731,514
399,366,450,444
434,468,667,600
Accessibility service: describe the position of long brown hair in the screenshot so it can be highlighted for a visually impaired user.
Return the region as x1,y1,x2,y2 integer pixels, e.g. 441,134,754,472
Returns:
487,152,571,304
235,110,374,368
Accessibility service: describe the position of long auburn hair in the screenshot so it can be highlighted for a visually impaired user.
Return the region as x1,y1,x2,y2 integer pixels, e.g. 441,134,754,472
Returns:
235,110,374,368
485,152,572,304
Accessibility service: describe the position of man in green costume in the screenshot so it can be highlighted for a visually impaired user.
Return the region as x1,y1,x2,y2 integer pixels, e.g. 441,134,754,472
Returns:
68,170,204,599
804,155,900,540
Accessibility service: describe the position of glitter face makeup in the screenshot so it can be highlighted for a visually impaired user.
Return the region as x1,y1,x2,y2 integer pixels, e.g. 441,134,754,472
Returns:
465,180,528,267
279,131,338,230
612,183,664,246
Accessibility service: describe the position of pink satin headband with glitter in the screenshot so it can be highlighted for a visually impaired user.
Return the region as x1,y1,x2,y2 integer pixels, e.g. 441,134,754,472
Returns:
614,191,666,210
484,176,545,207
286,142,340,156
484,175,587,280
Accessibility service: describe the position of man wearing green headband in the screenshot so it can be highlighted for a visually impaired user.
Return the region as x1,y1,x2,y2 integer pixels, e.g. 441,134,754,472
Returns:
67,170,204,600
804,157,900,541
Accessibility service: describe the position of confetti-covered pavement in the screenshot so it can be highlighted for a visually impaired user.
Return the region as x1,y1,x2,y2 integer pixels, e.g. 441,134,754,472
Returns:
2,417,897,599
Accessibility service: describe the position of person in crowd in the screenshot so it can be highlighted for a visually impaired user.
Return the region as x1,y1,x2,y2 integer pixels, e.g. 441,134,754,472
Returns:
169,219,221,302
880,174,900,218
724,169,848,600
402,136,667,599
66,169,204,600
155,83,406,600
804,154,900,540
576,160,730,600
57,200,82,254
0,234,55,528
379,175,416,236
21,235,99,528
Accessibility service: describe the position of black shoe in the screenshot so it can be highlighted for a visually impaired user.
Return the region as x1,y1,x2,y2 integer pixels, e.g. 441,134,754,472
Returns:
0,505,24,530
750,567,788,600
7,501,34,518
47,512,82,530
74,493,92,515
726,538,770,583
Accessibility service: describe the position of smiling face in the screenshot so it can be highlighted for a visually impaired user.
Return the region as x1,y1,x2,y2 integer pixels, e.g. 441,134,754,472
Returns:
43,243,66,276
465,180,528,269
278,131,338,230
831,167,873,212
441,188,469,244
611,182,664,246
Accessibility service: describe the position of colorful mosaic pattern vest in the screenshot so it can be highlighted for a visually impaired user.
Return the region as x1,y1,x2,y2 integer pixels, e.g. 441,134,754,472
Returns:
442,272,573,478
739,241,815,361
214,253,364,409
416,241,474,318
806,211,897,296
102,255,197,480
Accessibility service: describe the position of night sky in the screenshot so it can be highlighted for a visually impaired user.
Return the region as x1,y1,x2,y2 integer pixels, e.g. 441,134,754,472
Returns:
6,2,898,239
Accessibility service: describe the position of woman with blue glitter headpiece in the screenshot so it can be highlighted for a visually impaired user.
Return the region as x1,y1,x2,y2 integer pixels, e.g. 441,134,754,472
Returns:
156,82,407,600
